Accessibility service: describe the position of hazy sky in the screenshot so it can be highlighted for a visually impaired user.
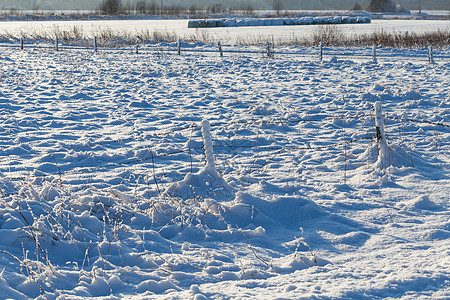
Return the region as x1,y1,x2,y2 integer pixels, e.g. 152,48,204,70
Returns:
0,0,448,11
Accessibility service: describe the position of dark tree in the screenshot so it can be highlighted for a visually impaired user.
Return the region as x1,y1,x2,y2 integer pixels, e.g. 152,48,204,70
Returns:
352,3,363,11
367,0,395,12
273,0,282,16
367,0,410,13
136,0,147,14
99,0,122,15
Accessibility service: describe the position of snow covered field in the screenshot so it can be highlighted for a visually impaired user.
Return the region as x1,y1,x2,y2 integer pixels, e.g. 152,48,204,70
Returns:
1,19,449,44
0,44,449,299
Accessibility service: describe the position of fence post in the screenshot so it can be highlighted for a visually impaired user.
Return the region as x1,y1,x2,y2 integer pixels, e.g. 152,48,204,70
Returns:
201,120,215,171
217,41,223,57
319,41,323,61
272,39,275,59
55,36,59,51
177,38,181,55
374,101,387,156
135,43,139,54
20,37,24,50
428,45,435,64
266,41,274,58
372,45,377,63
94,36,97,52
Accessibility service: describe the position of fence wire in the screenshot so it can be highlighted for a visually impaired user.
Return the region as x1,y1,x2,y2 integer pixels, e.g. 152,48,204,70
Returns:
1,40,448,62
1,111,447,185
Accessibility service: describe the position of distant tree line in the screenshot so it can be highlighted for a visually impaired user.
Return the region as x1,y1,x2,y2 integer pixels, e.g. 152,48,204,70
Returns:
98,0,257,16
98,0,415,16
99,0,122,15
352,0,411,13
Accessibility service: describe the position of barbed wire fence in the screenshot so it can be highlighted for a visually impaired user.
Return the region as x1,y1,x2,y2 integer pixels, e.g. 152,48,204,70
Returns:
1,37,448,63
1,110,448,199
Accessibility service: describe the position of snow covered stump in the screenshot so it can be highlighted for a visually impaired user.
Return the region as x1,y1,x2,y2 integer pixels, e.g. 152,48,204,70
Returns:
163,120,234,202
373,101,412,170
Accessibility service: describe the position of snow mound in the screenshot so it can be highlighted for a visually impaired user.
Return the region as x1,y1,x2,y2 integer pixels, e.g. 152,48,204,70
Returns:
163,168,235,202
359,139,413,170
0,44,448,299
163,120,235,202
409,195,441,210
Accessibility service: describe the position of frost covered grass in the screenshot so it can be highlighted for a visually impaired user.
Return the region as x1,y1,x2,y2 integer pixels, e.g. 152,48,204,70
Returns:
1,24,449,48
308,26,450,48
0,45,449,298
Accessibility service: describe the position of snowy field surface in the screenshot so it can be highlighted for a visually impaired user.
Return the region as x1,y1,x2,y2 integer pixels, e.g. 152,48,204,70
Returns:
1,19,449,44
0,44,449,299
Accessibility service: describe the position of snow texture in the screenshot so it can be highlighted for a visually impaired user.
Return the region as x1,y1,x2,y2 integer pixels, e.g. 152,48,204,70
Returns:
0,37,449,299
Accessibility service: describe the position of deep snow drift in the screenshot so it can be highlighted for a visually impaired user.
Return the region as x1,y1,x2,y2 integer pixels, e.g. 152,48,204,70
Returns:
0,44,449,299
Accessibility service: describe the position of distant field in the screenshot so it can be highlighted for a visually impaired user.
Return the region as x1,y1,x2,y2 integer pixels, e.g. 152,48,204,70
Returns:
0,19,449,46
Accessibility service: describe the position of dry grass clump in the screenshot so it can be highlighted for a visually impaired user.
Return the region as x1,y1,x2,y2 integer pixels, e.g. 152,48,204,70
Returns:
282,25,450,48
359,29,450,48
1,24,448,49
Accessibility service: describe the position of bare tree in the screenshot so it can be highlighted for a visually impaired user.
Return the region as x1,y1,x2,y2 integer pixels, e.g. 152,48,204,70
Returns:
99,0,122,15
367,0,410,13
352,3,363,11
135,0,147,14
273,0,282,16
367,0,394,12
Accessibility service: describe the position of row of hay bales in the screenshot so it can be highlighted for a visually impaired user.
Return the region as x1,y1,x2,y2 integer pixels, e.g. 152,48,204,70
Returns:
188,16,371,28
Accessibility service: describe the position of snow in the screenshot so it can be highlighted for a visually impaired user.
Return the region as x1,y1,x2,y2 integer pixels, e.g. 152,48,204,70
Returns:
0,38,449,299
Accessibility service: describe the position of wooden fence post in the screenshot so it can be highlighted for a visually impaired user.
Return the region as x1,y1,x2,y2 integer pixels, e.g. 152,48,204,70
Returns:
55,36,59,51
177,38,181,55
374,101,387,156
20,38,24,50
94,36,97,52
272,38,275,59
372,45,377,63
428,45,435,64
218,41,223,57
319,41,323,61
266,41,274,59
